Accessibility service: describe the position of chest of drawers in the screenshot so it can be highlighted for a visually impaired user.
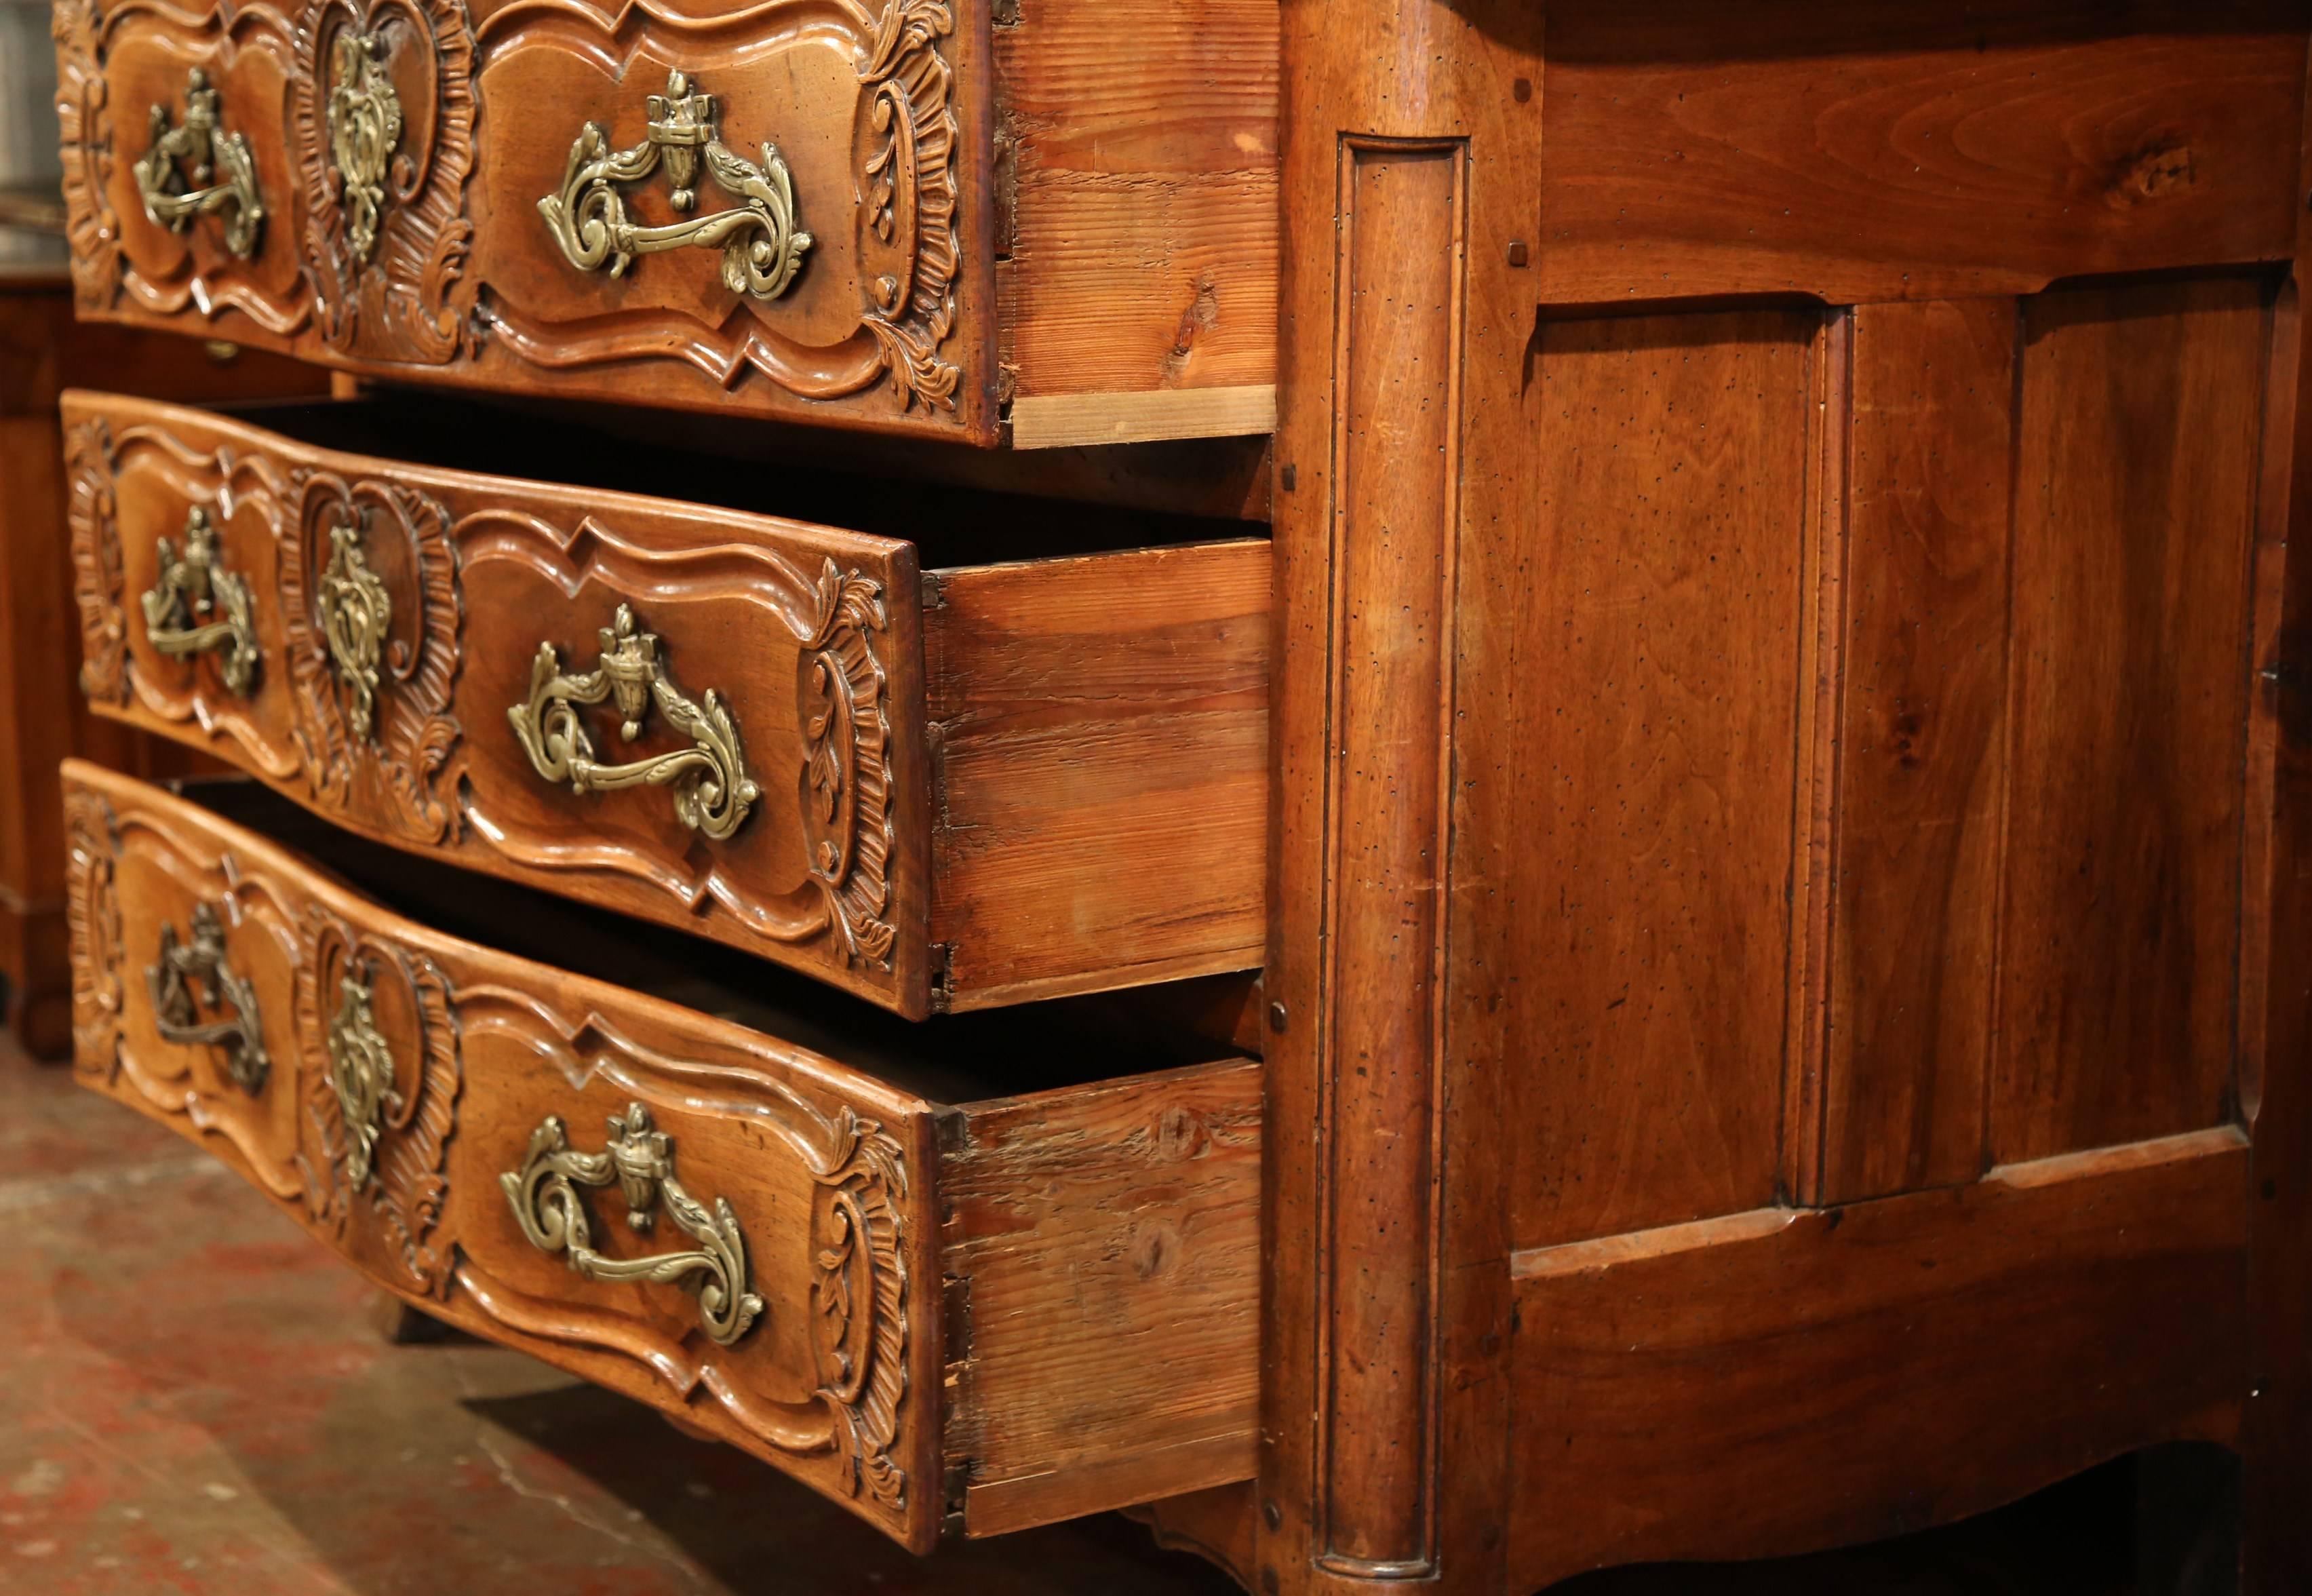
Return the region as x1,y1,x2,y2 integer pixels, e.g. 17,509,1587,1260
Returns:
39,2,2312,1594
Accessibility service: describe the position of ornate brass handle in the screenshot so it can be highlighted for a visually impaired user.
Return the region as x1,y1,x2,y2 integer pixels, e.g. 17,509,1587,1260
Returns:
148,901,269,1095
325,31,401,267
506,603,760,841
134,69,266,259
319,513,391,739
538,69,812,301
326,965,399,1188
500,1102,764,1347
141,506,261,695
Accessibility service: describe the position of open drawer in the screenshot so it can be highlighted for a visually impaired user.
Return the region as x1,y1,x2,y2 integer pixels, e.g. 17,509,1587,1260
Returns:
62,390,1270,1017
59,760,1261,1549
51,0,1277,448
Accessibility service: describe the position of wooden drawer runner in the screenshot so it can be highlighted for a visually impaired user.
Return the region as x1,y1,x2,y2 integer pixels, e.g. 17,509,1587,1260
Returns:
59,761,1261,1548
50,0,1278,448
62,390,1270,1017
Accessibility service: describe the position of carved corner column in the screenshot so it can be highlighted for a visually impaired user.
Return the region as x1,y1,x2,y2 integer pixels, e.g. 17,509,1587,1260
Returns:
1261,3,1542,1592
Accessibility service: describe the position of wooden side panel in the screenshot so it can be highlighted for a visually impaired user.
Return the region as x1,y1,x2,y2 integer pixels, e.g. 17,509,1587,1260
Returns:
1539,1,2307,307
943,1059,1262,1536
994,0,1278,419
1507,1131,2251,1593
1817,299,2017,1202
1992,277,2267,1162
924,540,1270,1009
59,760,949,1551
1505,310,1818,1251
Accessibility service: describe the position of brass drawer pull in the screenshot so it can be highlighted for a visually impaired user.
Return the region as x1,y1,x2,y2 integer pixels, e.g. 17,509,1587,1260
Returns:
326,966,399,1188
507,603,761,841
501,1102,765,1347
319,512,391,740
148,900,269,1094
134,69,266,260
141,506,261,693
538,69,813,302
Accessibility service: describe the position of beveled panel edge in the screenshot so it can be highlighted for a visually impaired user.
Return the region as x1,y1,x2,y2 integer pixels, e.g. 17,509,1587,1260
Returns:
60,388,937,1017
60,756,949,1552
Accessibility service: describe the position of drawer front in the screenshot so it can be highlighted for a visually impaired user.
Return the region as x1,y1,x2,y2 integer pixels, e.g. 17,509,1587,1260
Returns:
61,759,947,1549
54,0,992,440
64,391,935,1012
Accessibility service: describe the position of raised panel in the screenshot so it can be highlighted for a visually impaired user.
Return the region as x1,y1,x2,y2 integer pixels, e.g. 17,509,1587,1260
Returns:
1540,1,2306,306
1993,275,2267,1161
1504,309,1818,1251
1818,298,2017,1202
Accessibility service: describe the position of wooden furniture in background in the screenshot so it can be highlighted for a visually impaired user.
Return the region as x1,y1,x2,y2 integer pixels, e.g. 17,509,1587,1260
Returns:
0,269,324,1055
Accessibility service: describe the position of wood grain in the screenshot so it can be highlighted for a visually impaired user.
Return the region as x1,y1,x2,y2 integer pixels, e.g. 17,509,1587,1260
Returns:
924,540,1269,1010
994,0,1278,412
1539,1,2307,307
944,1059,1262,1536
1993,276,2266,1163
1508,1130,2250,1593
1817,298,2017,1202
1504,309,1818,1252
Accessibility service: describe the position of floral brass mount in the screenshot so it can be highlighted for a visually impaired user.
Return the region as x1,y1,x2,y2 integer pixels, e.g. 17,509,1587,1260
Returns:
142,505,262,694
326,965,399,1189
325,30,401,267
134,69,266,260
538,69,813,302
148,900,269,1095
319,512,392,740
507,603,761,841
501,1102,765,1347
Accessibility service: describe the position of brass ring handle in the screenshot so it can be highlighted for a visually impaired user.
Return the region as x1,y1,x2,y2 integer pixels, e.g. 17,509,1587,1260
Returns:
537,69,812,301
134,69,266,259
141,506,262,695
506,603,762,841
326,965,399,1188
319,513,391,740
500,1102,765,1347
148,900,269,1095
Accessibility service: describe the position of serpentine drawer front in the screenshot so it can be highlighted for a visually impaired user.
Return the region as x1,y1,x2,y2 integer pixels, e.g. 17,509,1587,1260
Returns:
52,0,1277,448
59,761,1260,1549
62,390,1269,1018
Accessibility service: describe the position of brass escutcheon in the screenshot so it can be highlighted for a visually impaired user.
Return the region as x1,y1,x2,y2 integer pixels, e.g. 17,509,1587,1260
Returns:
319,513,392,739
326,965,399,1188
325,30,402,266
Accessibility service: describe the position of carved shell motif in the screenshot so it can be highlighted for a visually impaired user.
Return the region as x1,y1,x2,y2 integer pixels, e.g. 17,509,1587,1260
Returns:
278,471,464,844
294,0,477,360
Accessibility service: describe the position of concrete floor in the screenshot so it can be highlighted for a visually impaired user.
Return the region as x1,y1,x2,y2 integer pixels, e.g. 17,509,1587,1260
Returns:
1,1033,2174,1595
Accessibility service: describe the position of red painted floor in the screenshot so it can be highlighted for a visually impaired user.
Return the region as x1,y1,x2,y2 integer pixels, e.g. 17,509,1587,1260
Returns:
0,1036,2200,1593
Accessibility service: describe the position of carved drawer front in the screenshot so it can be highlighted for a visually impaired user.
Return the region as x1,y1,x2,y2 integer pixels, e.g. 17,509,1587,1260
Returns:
64,391,1270,1017
62,760,1261,1547
52,0,1278,447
